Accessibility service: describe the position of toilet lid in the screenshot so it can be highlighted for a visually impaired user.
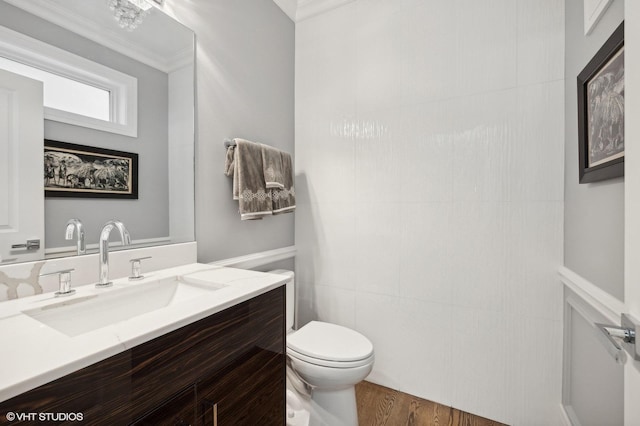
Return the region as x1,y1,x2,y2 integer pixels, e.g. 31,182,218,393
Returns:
287,321,373,362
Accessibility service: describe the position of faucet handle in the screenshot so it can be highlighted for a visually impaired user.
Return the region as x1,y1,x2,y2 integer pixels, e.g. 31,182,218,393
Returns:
129,256,152,281
40,268,75,297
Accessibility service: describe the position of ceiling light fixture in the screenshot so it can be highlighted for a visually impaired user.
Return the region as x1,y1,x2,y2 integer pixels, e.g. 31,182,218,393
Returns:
107,0,153,31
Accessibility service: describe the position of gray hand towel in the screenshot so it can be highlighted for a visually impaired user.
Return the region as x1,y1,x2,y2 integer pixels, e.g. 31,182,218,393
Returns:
272,151,295,215
234,139,272,220
261,144,285,189
224,146,235,177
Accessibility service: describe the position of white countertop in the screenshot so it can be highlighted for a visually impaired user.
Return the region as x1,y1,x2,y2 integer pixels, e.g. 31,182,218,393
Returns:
0,263,289,402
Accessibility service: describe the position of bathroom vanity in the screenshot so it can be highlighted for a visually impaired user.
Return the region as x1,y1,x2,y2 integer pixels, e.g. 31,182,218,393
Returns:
0,265,287,425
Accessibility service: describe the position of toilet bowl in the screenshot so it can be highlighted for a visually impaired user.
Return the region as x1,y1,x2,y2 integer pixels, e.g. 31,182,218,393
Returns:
269,270,375,426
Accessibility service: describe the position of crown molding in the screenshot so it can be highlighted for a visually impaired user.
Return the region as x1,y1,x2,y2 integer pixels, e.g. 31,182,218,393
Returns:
272,0,355,22
272,0,297,21
4,0,190,73
296,0,355,21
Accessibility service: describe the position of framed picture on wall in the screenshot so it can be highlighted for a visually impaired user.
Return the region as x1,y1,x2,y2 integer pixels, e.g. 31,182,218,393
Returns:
577,21,624,184
44,140,138,199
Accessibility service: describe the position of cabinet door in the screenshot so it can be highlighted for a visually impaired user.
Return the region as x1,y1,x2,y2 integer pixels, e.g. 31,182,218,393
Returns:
0,350,133,425
130,386,195,426
198,348,285,426
128,287,284,420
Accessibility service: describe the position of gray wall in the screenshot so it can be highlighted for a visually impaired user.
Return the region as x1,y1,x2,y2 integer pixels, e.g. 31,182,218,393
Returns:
0,2,171,249
565,0,625,300
167,0,295,263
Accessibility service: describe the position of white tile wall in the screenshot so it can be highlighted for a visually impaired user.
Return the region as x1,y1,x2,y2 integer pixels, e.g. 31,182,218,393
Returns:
356,292,454,406
313,285,357,329
295,0,565,424
454,0,518,97
399,202,454,305
450,306,509,421
516,0,565,86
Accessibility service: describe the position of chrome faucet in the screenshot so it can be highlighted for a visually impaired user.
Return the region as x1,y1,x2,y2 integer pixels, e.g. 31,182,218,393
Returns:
96,220,131,288
65,218,86,255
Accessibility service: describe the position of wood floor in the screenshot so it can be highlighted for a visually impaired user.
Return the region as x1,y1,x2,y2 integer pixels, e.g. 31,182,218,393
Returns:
355,381,506,426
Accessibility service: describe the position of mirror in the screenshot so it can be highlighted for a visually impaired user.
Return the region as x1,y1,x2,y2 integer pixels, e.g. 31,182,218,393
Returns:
0,0,195,263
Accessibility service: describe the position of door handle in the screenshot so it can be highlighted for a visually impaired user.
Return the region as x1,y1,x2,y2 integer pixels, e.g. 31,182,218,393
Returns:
596,313,640,363
596,323,629,364
11,239,40,250
201,399,218,426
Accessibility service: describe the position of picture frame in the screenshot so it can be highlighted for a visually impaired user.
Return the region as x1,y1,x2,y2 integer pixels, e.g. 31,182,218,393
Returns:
577,21,624,184
44,140,138,199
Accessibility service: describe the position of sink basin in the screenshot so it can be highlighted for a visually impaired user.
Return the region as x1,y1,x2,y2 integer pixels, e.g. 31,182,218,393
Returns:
22,276,226,337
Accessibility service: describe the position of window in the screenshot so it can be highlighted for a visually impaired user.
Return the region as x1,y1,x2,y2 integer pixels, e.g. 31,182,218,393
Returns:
0,26,137,137
0,57,110,121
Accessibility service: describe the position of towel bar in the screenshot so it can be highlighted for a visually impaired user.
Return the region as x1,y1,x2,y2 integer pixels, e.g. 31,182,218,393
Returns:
224,138,236,148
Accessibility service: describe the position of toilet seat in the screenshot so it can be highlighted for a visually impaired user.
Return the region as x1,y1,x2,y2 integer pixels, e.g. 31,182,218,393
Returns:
288,346,375,369
287,321,374,368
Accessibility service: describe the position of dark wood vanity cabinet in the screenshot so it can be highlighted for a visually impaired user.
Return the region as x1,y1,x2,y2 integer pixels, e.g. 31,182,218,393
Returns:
130,386,196,426
198,346,284,425
0,287,285,426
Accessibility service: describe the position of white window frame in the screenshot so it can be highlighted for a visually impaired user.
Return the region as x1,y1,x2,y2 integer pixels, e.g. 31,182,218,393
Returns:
0,25,137,137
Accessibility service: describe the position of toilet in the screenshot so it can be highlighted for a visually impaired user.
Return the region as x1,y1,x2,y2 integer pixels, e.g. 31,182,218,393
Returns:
269,270,375,426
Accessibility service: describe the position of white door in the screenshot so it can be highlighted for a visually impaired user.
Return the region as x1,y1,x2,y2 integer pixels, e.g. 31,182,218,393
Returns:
0,69,44,264
625,2,640,424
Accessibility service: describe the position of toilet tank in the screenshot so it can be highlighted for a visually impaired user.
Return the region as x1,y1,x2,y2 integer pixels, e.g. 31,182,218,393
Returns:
268,269,295,331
